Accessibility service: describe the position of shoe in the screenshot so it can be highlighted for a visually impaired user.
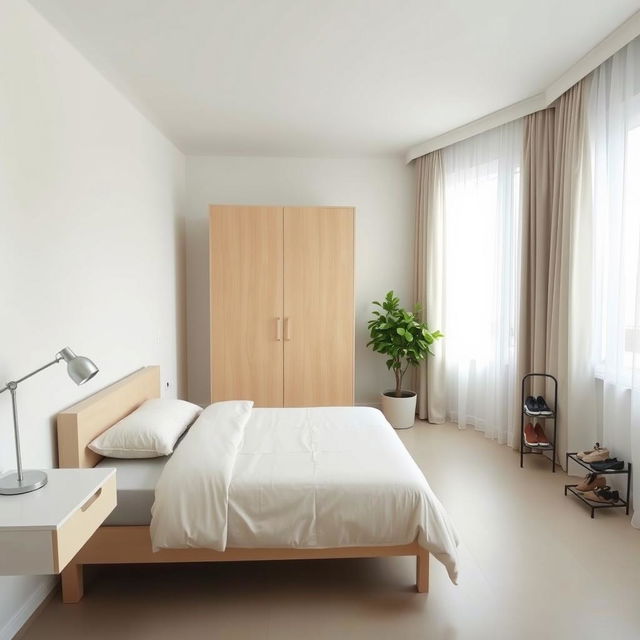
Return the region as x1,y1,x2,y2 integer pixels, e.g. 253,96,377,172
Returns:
575,473,606,492
577,443,607,460
524,396,540,415
582,489,611,504
534,423,550,446
523,423,539,447
590,459,624,472
581,449,611,463
595,487,620,503
536,396,553,416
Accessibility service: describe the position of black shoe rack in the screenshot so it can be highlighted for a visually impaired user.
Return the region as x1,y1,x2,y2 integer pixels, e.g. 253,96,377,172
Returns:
520,373,558,472
564,453,632,518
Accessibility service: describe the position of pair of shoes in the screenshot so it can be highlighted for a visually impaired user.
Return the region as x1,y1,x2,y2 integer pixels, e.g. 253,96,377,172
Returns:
575,472,606,492
523,422,551,447
590,458,624,472
577,443,609,461
524,396,553,416
582,486,620,504
581,449,610,463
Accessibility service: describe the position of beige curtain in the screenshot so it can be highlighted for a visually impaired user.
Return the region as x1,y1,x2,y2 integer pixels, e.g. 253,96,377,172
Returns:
413,152,446,422
516,81,597,462
546,80,597,464
516,109,555,447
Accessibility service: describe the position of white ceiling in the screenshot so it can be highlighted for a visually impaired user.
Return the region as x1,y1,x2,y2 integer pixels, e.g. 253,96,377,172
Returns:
28,0,640,157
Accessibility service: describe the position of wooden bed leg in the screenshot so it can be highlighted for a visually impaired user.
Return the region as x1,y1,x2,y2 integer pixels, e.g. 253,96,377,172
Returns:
416,551,429,593
61,562,84,603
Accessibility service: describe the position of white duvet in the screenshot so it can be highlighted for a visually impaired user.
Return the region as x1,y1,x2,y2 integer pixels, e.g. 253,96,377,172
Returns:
150,402,459,583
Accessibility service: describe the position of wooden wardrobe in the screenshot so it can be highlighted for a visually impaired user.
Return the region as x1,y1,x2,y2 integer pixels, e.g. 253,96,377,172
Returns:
210,205,355,407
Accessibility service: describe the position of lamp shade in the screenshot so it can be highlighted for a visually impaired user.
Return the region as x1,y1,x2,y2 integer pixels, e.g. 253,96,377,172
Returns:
58,347,99,385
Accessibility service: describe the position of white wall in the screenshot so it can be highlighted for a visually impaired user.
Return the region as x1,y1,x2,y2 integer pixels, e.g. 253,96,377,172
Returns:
185,156,415,407
0,3,186,638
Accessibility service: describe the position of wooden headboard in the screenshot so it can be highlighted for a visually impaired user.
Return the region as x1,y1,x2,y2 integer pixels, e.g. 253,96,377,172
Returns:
57,366,160,468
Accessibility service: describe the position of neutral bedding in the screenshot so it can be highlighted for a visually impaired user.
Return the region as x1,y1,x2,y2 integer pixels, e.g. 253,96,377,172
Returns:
96,455,168,525
90,398,201,458
150,402,460,583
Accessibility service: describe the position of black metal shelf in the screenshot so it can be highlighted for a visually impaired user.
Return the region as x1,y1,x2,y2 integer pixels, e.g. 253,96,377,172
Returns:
566,452,631,475
520,373,558,472
564,452,632,518
563,486,629,519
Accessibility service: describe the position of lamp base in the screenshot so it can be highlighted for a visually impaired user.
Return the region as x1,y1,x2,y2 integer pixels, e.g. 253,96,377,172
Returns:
0,470,48,495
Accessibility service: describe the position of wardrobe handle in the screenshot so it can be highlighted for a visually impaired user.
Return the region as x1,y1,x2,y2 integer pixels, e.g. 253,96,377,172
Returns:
284,317,291,341
275,317,282,341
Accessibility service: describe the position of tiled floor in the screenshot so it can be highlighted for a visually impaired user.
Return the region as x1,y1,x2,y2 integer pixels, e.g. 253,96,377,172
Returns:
19,422,640,640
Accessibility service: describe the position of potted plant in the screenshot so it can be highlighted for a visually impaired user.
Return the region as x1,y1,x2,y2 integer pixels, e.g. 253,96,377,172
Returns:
367,291,443,429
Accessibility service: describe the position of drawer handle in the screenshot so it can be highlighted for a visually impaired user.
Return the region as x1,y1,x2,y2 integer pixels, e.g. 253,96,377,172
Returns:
81,487,102,512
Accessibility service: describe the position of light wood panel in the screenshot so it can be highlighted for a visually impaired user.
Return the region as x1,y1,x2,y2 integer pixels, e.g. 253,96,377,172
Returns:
61,563,83,604
283,207,354,406
210,205,284,407
57,367,160,468
61,525,427,602
52,474,116,572
416,549,429,593
75,527,422,564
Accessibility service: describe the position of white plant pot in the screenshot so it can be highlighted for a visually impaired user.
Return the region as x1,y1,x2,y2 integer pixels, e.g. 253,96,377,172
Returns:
381,391,417,429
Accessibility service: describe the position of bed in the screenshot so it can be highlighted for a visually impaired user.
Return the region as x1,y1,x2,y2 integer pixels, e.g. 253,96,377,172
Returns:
56,366,459,602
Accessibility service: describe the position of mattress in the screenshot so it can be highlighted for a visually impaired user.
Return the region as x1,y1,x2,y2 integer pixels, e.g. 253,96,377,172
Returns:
96,455,168,525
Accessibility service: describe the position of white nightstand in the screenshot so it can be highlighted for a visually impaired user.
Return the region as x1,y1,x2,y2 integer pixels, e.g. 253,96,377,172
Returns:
0,468,116,575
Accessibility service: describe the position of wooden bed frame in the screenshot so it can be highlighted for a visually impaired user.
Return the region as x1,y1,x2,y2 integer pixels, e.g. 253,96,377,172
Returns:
56,367,429,603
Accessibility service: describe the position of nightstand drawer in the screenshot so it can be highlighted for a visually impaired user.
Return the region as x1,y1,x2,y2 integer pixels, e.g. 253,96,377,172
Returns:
53,473,116,572
0,469,116,576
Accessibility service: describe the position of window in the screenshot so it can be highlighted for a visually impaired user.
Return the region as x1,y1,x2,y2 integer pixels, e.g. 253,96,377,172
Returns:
590,81,640,382
444,162,520,364
440,120,522,442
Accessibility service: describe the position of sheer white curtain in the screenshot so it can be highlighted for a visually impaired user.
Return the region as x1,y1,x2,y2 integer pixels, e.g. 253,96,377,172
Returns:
588,37,640,527
441,121,523,444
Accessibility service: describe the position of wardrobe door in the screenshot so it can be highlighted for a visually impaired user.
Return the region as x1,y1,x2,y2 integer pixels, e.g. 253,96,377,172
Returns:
210,205,284,407
283,207,354,406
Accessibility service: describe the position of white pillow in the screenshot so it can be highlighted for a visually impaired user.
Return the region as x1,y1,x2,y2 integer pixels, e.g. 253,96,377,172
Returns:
88,398,202,458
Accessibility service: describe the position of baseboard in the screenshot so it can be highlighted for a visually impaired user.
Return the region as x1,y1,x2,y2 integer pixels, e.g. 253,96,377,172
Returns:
0,577,57,640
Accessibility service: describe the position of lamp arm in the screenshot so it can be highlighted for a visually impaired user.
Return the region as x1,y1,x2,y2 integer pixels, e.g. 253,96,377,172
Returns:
0,356,62,394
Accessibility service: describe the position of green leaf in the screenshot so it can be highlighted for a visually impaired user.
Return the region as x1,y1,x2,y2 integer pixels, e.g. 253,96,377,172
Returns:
367,291,443,382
